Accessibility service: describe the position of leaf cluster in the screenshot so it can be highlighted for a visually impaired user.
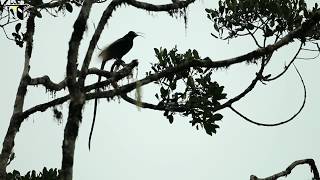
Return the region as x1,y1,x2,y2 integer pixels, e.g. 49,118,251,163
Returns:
12,23,24,48
206,0,319,40
151,47,227,136
6,168,59,180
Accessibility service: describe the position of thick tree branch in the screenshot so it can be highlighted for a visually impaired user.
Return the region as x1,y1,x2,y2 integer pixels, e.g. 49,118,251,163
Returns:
125,0,195,11
61,0,93,178
21,60,138,119
29,75,67,91
0,14,35,179
28,67,114,91
84,60,138,92
250,159,320,180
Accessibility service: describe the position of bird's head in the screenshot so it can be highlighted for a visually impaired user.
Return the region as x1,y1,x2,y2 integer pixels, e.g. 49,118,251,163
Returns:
127,31,142,39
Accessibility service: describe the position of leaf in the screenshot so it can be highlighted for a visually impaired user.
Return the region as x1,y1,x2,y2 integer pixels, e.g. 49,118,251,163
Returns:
58,5,63,11
193,49,200,59
214,23,219,32
211,33,218,38
12,32,19,38
168,115,173,124
212,113,223,121
154,48,159,56
65,3,73,13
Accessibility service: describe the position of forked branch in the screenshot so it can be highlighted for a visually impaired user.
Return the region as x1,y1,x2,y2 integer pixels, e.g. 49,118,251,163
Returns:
250,159,320,180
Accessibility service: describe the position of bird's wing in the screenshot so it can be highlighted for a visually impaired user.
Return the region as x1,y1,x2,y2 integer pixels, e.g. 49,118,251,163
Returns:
98,37,127,60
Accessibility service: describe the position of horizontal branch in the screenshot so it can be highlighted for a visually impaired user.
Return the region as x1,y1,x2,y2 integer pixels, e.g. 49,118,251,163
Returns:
28,67,115,91
125,0,196,11
120,94,187,112
84,60,138,92
29,75,67,91
22,95,70,119
250,159,320,180
21,60,138,118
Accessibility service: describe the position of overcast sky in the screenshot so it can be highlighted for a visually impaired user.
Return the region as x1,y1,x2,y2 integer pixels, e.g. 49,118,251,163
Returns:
1,0,320,179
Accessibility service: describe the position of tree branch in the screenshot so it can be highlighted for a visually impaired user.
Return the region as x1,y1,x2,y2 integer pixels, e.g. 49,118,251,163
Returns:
125,0,196,11
28,67,114,92
264,42,303,81
250,159,320,180
120,93,188,112
61,0,93,178
21,60,138,119
229,63,306,127
29,75,67,91
0,14,35,179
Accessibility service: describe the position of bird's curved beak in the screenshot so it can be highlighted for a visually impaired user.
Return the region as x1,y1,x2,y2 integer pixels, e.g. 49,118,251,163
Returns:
135,32,144,37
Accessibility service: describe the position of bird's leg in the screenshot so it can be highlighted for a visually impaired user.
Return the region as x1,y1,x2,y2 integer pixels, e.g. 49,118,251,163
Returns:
110,58,126,72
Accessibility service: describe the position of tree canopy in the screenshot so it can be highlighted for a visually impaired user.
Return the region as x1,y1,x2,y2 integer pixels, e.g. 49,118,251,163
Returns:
0,0,319,179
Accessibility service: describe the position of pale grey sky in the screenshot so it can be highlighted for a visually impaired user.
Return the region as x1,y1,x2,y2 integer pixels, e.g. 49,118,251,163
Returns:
1,0,320,179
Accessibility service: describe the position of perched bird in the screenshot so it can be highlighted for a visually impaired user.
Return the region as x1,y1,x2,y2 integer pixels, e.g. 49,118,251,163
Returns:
98,31,140,62
89,31,140,150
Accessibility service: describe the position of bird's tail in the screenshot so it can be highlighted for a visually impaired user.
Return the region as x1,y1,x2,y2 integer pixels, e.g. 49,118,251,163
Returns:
88,60,107,150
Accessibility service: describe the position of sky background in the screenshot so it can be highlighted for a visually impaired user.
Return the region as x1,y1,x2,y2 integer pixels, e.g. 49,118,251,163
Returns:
1,0,320,179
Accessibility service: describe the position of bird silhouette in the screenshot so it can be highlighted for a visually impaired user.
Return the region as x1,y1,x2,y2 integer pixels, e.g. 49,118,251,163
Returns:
99,31,139,62
89,31,140,150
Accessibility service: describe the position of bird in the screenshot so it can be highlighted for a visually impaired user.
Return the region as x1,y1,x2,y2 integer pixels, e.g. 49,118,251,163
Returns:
89,31,140,150
98,31,140,62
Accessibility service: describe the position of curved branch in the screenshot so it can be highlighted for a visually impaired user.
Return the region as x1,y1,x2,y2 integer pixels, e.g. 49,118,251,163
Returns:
250,159,320,180
229,63,306,127
264,42,303,81
29,75,67,91
125,0,195,11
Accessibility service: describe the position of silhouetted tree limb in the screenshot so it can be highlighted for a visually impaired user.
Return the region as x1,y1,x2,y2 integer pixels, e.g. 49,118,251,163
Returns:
61,0,94,178
28,67,118,91
229,63,306,127
121,93,188,112
265,43,303,81
21,60,138,119
0,14,35,180
29,75,68,91
125,0,195,11
250,159,320,180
